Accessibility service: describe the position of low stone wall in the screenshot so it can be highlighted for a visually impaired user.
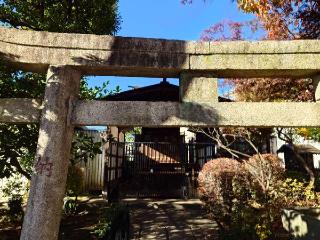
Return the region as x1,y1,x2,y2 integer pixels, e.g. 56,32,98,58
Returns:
282,208,320,240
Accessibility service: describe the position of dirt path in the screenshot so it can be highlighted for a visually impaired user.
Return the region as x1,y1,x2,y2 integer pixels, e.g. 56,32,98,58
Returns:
122,198,218,240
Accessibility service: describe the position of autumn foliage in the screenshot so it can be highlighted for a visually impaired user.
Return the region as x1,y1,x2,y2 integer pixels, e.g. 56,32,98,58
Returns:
183,0,320,40
198,158,244,232
232,1,319,102
237,0,320,40
227,77,314,102
198,158,243,203
182,0,319,102
198,155,319,239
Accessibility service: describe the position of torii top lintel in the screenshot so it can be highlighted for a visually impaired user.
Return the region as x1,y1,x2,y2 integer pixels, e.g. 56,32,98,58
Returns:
1,27,320,78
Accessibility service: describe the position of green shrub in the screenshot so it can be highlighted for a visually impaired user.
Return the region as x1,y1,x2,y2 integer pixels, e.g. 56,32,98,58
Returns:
243,154,286,240
92,204,130,240
64,165,84,216
8,195,24,220
1,174,27,221
198,158,246,233
285,170,308,182
66,165,84,197
315,173,320,192
63,198,78,216
1,174,26,199
198,154,320,240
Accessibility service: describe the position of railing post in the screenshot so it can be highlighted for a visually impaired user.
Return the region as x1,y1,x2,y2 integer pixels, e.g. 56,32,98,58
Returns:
204,145,207,164
20,66,81,240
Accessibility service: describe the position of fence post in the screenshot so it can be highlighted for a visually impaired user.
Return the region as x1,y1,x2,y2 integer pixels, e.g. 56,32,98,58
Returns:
204,145,207,164
20,66,81,240
122,142,126,177
115,142,119,179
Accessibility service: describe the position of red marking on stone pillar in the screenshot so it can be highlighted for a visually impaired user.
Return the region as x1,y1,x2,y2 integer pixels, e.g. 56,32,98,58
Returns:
35,156,53,177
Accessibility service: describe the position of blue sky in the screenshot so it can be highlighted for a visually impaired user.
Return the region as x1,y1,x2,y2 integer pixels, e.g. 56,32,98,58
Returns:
87,0,255,93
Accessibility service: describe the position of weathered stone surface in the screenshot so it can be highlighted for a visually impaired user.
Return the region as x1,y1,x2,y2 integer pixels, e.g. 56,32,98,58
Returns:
73,101,320,127
208,40,320,54
184,41,210,54
2,99,320,127
2,27,320,77
179,73,218,103
20,66,81,240
189,54,320,77
0,98,41,123
1,28,186,53
3,99,320,127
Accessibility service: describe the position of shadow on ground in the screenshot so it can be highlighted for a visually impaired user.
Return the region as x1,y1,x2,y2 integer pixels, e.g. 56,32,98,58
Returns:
59,197,107,240
123,198,218,240
1,197,217,240
0,197,107,240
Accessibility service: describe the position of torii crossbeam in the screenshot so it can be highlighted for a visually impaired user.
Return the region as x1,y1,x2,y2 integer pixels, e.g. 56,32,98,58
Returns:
1,27,320,240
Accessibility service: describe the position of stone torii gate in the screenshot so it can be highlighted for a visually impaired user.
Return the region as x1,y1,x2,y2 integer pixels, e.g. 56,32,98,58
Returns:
1,27,320,239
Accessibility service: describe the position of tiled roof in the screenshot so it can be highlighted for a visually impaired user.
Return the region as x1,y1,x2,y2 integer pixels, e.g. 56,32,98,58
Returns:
104,80,231,102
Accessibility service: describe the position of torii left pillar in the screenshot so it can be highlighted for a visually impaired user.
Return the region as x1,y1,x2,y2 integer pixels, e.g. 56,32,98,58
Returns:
20,66,81,240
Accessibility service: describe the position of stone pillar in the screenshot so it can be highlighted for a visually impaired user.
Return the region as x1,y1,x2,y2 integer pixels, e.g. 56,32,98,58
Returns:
179,72,218,195
179,72,218,103
312,75,320,170
313,75,320,102
20,66,81,240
